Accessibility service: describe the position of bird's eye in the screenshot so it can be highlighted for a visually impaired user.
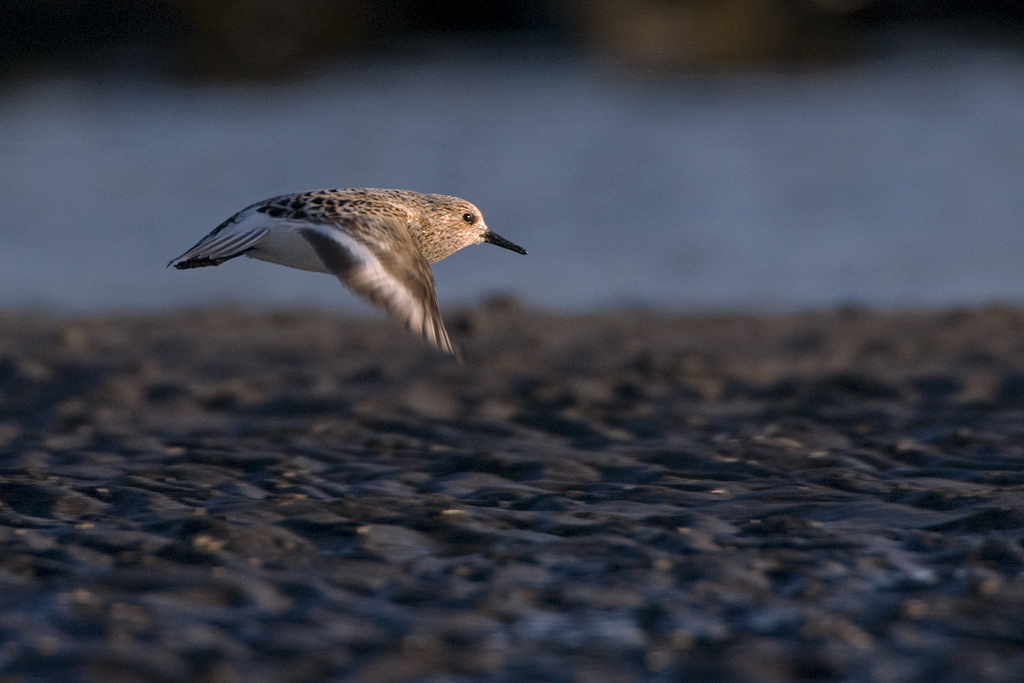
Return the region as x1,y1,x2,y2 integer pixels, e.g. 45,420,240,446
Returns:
462,212,476,224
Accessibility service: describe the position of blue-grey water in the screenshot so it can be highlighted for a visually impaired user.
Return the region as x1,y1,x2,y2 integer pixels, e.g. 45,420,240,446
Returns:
3,47,1024,314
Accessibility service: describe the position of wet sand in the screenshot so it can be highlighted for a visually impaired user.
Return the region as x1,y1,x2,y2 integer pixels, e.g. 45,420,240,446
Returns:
1,302,1024,682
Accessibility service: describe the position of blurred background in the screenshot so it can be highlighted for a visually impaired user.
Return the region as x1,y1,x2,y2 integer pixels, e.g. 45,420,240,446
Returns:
2,0,1024,313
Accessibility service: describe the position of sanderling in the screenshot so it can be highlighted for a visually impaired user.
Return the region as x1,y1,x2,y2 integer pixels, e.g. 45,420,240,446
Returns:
168,188,527,357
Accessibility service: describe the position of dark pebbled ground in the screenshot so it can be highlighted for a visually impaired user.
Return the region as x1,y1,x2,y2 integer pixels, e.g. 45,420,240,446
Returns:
1,301,1024,682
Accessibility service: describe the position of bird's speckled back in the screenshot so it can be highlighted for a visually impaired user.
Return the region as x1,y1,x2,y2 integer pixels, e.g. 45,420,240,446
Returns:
253,188,490,264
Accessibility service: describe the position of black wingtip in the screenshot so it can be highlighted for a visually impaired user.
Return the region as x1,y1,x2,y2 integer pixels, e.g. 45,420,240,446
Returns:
169,257,228,270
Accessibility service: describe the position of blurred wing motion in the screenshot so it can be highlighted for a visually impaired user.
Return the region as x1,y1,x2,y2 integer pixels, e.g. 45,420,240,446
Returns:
296,217,455,357
168,207,456,357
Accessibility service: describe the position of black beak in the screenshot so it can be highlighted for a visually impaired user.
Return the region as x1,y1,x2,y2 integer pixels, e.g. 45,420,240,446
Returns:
483,231,528,255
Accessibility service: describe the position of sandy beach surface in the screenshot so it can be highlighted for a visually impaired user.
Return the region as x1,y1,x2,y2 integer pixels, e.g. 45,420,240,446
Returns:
1,302,1023,682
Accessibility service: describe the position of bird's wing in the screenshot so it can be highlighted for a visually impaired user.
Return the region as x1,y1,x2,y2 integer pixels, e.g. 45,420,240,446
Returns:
296,216,456,357
167,227,271,269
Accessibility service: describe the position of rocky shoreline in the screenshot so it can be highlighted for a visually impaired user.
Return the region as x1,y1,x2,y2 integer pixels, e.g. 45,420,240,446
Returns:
1,303,1024,682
